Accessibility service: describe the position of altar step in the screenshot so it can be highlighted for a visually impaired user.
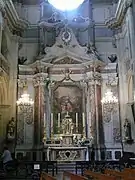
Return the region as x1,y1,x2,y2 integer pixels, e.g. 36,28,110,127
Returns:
57,162,77,173
47,163,83,180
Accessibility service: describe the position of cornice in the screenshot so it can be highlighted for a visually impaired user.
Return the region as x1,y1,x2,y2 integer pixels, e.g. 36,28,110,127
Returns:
105,0,132,29
0,0,29,36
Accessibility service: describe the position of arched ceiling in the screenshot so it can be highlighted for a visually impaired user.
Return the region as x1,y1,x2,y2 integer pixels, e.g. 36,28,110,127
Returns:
13,0,118,5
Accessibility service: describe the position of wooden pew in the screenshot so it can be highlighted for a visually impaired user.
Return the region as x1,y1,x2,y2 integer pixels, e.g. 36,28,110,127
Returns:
40,172,56,180
63,171,87,180
105,169,135,179
84,170,117,180
123,168,135,179
104,169,126,178
124,168,135,174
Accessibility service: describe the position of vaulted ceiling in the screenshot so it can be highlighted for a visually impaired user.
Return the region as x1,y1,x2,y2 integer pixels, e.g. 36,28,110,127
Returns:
13,0,117,5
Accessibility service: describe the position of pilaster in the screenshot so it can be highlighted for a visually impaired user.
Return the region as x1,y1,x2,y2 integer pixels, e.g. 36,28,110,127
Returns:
8,35,19,119
0,11,3,53
33,73,48,147
87,71,102,160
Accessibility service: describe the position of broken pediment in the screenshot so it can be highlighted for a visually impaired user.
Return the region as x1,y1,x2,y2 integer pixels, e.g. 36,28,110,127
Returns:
53,56,82,65
43,27,101,63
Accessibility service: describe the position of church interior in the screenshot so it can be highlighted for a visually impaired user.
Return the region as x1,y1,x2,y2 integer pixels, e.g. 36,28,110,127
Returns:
1,0,135,179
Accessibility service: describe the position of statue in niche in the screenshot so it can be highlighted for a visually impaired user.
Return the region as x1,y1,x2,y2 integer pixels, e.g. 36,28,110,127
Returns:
6,117,15,140
124,119,133,143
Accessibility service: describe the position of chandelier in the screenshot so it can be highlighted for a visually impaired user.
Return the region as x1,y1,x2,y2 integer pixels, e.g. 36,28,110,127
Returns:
17,93,34,106
101,89,118,111
48,0,85,11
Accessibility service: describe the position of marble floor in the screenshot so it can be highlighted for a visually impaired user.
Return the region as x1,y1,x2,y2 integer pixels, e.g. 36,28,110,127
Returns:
56,173,69,180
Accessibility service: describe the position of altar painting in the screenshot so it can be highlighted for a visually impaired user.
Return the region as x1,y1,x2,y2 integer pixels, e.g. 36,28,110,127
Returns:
53,85,82,133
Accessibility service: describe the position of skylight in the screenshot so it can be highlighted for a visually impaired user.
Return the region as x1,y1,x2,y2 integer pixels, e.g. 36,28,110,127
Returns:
48,0,84,11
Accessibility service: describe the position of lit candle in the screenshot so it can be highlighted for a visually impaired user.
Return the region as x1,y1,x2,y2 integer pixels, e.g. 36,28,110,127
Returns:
51,113,53,128
82,113,85,127
44,113,46,127
58,113,60,128
76,113,78,127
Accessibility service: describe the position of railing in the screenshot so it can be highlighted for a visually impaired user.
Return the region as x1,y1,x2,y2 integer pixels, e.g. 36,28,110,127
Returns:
75,160,121,175
0,161,57,179
0,159,135,179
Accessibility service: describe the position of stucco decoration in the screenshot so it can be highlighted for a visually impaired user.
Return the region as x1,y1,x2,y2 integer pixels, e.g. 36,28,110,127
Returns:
113,127,121,142
61,28,72,45
41,27,102,65
105,0,132,29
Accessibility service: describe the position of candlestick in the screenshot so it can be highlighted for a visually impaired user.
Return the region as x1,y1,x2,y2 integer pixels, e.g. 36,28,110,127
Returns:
58,113,60,128
89,112,91,126
44,113,46,127
82,113,85,127
51,113,53,129
76,113,78,133
76,113,78,127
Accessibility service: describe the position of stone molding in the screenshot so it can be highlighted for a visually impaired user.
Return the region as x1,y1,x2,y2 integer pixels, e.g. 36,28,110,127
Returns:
105,0,132,29
0,0,28,36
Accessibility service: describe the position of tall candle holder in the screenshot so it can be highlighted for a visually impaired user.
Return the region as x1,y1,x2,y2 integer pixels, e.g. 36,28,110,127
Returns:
51,130,54,143
43,126,46,143
57,113,61,140
57,127,60,140
76,113,78,134
83,126,86,139
82,113,86,138
76,126,78,134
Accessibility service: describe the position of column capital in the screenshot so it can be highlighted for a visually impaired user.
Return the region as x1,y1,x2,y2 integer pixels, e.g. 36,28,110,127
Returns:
33,73,48,87
17,78,27,88
86,71,102,85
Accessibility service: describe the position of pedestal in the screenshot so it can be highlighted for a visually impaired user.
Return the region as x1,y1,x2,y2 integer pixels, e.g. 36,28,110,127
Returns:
62,134,73,146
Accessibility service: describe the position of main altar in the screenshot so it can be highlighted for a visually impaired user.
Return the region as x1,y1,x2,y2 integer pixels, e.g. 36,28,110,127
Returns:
45,113,89,161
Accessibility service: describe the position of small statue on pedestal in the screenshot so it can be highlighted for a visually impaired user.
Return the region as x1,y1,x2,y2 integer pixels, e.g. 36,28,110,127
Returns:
62,113,74,135
124,119,133,143
6,117,15,141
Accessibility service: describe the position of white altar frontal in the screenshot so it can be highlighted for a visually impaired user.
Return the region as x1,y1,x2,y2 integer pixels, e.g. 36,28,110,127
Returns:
47,146,88,161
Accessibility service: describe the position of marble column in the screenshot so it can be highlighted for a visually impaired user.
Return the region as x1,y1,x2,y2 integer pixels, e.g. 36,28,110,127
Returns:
44,85,51,140
89,83,96,139
96,84,104,145
0,11,3,52
88,71,102,160
9,36,19,118
33,75,46,147
127,3,135,60
126,2,135,104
